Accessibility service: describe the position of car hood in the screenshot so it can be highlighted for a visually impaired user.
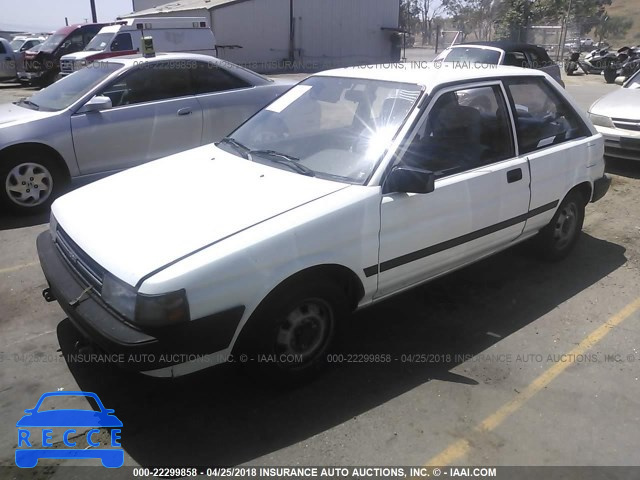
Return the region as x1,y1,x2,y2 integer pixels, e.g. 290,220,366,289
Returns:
61,51,103,61
590,88,640,119
0,102,53,126
16,410,122,427
52,145,350,287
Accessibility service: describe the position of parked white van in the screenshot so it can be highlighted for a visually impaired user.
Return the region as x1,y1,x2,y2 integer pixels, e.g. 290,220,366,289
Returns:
59,17,216,77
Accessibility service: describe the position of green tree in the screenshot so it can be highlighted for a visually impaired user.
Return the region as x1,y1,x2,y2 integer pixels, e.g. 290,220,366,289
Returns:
442,0,497,41
594,15,633,42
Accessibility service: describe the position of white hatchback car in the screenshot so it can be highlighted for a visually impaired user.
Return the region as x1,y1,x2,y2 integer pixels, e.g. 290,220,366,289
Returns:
37,64,609,382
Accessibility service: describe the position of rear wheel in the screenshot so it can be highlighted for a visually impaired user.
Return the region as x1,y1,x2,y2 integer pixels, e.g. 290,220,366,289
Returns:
236,280,348,384
0,151,66,214
533,191,585,261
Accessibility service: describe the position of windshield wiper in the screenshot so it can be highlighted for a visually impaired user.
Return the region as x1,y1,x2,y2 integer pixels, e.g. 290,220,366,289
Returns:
216,137,250,159
249,150,315,177
16,99,40,110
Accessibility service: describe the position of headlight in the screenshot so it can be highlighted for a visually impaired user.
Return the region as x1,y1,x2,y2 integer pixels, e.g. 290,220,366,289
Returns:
588,112,615,128
102,273,190,327
102,273,137,321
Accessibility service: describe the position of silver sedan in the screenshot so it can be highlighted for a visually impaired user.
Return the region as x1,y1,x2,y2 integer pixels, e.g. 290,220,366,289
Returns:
588,69,640,162
0,53,291,214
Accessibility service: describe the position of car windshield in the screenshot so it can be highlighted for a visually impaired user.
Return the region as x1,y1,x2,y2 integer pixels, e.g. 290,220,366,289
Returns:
39,33,66,52
85,32,114,51
221,76,423,184
625,69,640,89
36,394,100,412
10,39,24,51
23,62,124,111
435,47,501,64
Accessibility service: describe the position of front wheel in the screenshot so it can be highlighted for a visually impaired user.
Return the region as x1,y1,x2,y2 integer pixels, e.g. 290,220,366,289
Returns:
533,191,585,261
0,152,66,215
235,280,348,384
603,67,618,84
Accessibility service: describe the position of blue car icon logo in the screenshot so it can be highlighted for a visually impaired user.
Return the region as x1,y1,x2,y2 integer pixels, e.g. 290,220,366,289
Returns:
16,391,123,468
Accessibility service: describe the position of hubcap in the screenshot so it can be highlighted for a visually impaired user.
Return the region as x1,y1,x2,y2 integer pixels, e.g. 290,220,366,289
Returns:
553,202,578,250
5,163,53,207
275,298,332,364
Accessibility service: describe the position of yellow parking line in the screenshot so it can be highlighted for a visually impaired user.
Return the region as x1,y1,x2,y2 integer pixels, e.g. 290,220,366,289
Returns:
426,296,640,467
0,261,39,275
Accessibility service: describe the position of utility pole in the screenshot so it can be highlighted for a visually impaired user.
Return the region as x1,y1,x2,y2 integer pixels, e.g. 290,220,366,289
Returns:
288,0,295,63
90,0,98,23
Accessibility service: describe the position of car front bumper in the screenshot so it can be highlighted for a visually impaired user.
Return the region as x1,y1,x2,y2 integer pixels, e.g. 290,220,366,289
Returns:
18,71,44,81
592,174,610,203
37,231,244,372
595,126,640,161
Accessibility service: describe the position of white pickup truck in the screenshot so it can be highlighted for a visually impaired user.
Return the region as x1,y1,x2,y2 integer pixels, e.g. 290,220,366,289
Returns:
37,64,610,383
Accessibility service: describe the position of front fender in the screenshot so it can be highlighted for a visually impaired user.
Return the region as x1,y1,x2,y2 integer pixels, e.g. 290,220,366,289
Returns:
138,185,383,351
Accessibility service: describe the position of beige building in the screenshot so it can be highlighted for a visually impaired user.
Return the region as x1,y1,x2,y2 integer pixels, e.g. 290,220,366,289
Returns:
123,0,400,72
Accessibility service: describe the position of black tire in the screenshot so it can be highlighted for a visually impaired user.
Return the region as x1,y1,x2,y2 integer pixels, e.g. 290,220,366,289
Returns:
564,62,575,75
604,68,617,84
235,279,349,384
0,150,66,215
532,191,585,261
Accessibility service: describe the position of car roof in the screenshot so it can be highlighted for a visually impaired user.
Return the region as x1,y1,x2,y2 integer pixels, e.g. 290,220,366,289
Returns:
313,62,548,93
100,52,229,65
95,53,272,83
455,41,550,55
54,23,107,35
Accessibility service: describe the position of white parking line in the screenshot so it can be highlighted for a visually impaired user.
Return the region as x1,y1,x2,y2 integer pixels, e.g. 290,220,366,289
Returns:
0,261,39,275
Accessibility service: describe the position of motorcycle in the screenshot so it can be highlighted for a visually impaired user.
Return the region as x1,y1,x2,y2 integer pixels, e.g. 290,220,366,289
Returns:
565,48,615,75
617,46,640,81
602,46,640,83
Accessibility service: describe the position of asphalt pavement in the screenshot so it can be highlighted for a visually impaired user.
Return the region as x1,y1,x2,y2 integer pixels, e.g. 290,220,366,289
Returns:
0,56,639,478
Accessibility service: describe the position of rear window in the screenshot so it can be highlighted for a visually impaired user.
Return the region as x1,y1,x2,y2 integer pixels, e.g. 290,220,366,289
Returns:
435,47,501,64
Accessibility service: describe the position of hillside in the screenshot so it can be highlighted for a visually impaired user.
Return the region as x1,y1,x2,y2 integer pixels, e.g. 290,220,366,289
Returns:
600,0,640,47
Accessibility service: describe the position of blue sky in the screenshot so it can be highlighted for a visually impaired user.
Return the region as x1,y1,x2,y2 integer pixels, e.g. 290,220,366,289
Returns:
1,0,135,32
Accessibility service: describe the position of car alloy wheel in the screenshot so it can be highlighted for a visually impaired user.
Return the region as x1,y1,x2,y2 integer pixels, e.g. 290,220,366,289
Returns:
5,162,54,208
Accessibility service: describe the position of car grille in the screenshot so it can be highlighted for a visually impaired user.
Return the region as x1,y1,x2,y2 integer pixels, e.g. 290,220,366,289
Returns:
55,227,105,294
60,60,74,74
604,137,640,161
612,118,640,132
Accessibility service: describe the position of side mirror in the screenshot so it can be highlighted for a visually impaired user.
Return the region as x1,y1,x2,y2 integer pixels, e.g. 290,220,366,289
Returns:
79,95,112,113
384,165,435,194
614,76,625,86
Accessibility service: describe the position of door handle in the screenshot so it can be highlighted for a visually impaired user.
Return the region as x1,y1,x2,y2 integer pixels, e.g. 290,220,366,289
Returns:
506,168,523,183
177,108,192,116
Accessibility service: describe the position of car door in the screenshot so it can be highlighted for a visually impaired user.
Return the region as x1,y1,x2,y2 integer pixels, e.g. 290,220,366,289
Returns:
192,61,282,143
70,61,203,175
374,82,531,298
503,77,594,235
0,40,16,79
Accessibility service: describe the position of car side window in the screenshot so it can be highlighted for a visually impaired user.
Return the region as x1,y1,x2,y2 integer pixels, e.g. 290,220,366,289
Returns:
100,63,194,107
67,32,85,50
192,62,250,94
0,42,5,54
504,78,590,154
504,51,530,68
526,49,549,69
111,33,133,52
398,84,515,178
